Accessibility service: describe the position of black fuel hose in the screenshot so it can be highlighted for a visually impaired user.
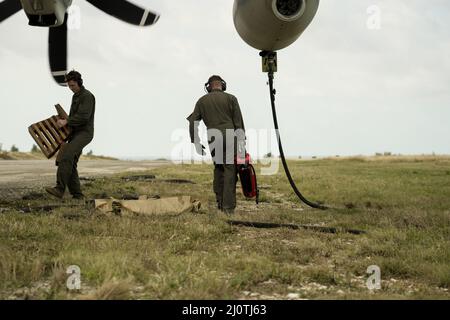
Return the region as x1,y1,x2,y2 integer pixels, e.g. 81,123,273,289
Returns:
267,71,327,210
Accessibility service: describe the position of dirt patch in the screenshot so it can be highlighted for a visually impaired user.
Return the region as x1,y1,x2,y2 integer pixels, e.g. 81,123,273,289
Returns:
0,160,170,200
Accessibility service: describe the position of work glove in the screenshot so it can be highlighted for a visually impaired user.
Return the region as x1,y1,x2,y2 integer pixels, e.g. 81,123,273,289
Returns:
195,143,206,156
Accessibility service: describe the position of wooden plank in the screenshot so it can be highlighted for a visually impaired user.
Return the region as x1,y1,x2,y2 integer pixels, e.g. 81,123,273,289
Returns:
37,121,58,150
42,118,62,158
55,104,68,119
48,116,63,137
52,108,71,138
36,122,53,148
28,125,50,158
28,105,71,159
45,119,63,145
31,124,54,159
49,116,67,140
31,123,49,151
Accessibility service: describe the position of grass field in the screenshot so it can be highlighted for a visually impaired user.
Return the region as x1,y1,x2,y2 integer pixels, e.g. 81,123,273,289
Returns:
0,156,449,299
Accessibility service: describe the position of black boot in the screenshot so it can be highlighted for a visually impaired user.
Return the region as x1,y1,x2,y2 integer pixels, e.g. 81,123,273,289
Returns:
45,187,64,199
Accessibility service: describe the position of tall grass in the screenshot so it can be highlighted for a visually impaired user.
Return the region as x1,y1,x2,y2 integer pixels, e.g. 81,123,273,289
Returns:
0,156,449,299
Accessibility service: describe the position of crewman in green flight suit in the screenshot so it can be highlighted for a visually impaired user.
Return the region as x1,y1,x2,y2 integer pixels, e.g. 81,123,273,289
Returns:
187,75,246,214
46,70,95,199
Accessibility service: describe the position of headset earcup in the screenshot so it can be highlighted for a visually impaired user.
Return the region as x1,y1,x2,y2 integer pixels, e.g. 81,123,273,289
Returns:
205,77,226,92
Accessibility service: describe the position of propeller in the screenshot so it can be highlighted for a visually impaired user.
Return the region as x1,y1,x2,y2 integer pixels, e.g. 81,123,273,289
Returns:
1,0,160,85
0,0,22,22
48,13,68,86
86,0,160,26
47,0,160,85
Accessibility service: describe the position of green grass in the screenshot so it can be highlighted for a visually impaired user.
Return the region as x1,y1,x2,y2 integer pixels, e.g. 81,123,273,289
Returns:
0,156,449,299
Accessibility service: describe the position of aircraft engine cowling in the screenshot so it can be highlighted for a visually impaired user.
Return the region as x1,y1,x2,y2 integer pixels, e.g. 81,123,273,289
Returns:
20,0,72,27
233,0,319,51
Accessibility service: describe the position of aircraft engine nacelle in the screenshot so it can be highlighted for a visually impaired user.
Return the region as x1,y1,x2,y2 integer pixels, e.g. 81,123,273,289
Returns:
233,0,319,51
20,0,72,27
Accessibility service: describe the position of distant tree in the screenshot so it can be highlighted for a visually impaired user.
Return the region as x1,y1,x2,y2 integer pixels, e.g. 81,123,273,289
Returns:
10,145,19,152
264,152,272,158
87,150,93,156
0,143,2,152
31,144,39,153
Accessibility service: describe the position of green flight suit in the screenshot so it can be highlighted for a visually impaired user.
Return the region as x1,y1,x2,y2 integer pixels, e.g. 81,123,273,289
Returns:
56,86,95,196
187,89,245,211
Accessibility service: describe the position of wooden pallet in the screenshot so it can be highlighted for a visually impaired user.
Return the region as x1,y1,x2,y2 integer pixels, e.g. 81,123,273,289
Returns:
28,104,71,159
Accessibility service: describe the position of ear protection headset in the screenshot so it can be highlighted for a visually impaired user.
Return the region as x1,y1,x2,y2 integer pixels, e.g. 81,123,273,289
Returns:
65,71,83,87
205,75,227,93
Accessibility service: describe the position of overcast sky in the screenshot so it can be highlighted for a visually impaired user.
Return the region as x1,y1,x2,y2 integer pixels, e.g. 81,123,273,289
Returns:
0,0,449,160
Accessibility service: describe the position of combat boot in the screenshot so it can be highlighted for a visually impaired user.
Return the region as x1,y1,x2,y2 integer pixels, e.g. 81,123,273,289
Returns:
45,187,64,199
72,193,85,200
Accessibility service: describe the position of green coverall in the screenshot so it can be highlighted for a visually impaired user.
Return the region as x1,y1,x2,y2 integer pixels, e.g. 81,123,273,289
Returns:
56,86,95,196
187,89,245,211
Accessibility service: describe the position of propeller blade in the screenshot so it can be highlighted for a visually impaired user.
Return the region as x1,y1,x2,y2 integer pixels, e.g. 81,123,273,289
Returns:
48,13,68,86
0,0,22,23
86,0,159,26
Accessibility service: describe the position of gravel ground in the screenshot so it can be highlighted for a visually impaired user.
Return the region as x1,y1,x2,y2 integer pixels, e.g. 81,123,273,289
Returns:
0,159,170,200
